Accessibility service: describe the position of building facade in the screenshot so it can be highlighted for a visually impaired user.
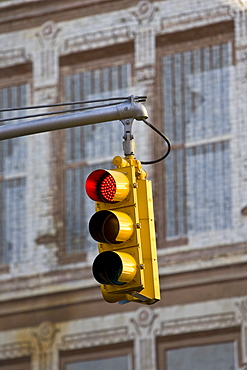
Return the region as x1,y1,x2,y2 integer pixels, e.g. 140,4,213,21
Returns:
0,0,247,369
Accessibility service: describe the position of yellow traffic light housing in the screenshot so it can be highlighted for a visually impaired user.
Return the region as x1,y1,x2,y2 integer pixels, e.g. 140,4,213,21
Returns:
85,155,160,305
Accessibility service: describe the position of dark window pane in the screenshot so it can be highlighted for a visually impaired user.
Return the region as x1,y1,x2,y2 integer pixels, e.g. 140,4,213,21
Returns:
66,355,130,370
63,61,132,254
166,342,236,370
162,42,232,239
0,84,28,264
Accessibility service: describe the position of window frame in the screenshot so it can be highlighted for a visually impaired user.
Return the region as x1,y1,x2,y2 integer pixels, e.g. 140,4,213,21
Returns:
0,65,32,272
56,43,134,264
154,22,235,247
60,341,134,370
157,328,241,370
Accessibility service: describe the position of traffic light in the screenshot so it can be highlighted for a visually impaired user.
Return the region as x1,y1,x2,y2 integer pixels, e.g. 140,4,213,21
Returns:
85,155,160,305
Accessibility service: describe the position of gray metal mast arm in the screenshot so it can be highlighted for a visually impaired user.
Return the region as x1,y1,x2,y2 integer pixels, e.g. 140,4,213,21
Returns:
0,96,148,141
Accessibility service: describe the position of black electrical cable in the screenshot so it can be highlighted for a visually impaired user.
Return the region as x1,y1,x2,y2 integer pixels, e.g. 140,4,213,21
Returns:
0,96,147,113
0,101,124,123
140,119,171,165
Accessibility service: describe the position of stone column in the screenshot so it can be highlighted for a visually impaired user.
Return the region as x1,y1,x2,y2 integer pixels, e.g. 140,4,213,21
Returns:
32,321,59,370
230,4,247,234
26,20,61,272
132,1,159,176
131,307,159,370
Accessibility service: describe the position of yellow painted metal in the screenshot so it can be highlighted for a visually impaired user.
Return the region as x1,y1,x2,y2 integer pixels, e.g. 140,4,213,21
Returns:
113,251,137,283
106,170,129,202
135,178,160,303
105,211,133,242
92,155,160,305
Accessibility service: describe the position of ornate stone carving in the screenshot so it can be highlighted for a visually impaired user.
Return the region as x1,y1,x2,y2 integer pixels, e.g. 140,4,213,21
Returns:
161,6,231,35
34,86,58,105
236,298,247,322
130,307,158,337
36,21,60,48
63,26,133,55
157,312,238,337
136,67,156,82
0,48,31,69
236,46,247,62
34,21,60,87
133,1,157,25
33,321,59,370
60,326,133,351
0,341,32,360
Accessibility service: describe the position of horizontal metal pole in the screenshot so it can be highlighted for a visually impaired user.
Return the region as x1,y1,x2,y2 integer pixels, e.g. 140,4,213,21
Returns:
0,100,148,141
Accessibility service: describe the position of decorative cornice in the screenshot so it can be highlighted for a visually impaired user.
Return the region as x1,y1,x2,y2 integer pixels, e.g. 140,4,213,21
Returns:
0,341,32,360
63,26,133,55
0,267,92,295
160,5,232,35
0,48,31,69
60,326,133,351
157,312,239,337
158,242,247,269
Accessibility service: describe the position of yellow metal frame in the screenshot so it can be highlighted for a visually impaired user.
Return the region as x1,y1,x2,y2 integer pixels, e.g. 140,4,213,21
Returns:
94,155,160,305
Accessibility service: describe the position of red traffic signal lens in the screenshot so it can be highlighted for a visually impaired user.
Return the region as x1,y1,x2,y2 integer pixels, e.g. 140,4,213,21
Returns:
99,173,116,203
85,169,129,203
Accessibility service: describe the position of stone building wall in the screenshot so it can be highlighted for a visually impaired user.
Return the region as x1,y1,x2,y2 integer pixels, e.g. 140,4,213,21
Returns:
0,0,247,369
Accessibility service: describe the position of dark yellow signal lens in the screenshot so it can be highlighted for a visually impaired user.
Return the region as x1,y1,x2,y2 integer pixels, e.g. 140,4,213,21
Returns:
89,210,133,244
92,251,136,285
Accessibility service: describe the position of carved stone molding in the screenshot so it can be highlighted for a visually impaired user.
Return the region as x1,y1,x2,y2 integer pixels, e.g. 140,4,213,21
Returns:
236,298,247,323
60,326,133,351
33,321,59,370
236,298,247,365
157,312,239,337
136,66,156,82
34,21,60,87
130,307,158,337
63,26,133,55
132,1,158,26
0,48,31,69
0,341,32,360
36,21,60,49
34,86,58,105
160,6,232,35
236,46,247,62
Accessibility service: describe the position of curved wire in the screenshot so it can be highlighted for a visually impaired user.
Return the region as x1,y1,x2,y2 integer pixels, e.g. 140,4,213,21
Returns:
140,119,171,165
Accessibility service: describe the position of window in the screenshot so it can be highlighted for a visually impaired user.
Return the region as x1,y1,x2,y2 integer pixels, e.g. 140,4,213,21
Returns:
157,329,240,370
65,355,131,370
60,342,133,370
0,84,28,265
58,55,133,260
166,342,236,370
160,38,233,241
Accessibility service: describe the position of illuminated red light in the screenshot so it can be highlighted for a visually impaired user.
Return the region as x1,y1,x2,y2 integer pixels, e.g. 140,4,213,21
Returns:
99,174,116,203
85,169,129,203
